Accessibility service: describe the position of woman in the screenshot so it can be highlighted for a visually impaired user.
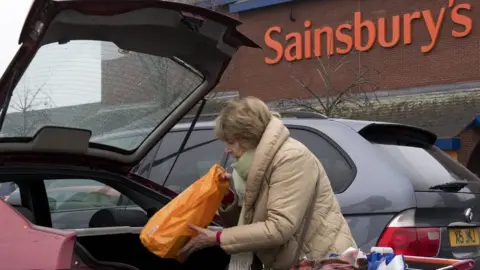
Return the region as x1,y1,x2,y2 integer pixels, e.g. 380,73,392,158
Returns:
179,96,356,270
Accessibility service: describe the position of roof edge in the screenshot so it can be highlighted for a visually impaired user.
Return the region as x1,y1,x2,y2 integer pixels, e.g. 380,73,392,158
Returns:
229,0,292,13
435,138,461,150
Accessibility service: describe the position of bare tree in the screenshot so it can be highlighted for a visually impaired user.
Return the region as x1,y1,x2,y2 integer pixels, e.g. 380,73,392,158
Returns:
8,82,54,136
278,54,380,117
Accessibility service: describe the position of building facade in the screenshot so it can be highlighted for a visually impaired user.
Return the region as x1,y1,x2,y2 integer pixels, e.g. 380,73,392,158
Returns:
216,0,480,100
210,0,480,174
101,0,480,173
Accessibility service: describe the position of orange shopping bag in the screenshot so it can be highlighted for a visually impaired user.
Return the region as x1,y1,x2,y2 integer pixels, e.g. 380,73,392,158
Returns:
140,164,229,261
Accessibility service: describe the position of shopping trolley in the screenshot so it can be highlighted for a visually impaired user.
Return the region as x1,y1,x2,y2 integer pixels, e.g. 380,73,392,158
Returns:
403,256,475,270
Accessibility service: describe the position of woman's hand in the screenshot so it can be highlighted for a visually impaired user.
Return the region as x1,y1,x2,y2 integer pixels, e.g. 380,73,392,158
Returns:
178,224,218,258
221,172,235,207
221,172,232,182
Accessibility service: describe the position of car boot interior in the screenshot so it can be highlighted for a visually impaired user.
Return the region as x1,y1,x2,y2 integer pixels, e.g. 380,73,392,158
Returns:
14,205,229,270
77,208,230,270
2,171,230,270
76,230,230,270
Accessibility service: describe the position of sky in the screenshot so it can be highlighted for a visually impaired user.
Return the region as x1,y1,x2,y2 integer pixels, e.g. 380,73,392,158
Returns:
0,1,197,138
0,0,103,113
0,0,31,73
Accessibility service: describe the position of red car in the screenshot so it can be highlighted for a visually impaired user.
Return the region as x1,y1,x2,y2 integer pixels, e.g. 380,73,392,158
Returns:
0,0,256,268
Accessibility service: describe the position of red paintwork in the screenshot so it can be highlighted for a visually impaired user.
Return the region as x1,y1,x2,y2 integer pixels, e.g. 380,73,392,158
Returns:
0,200,77,270
0,153,133,175
0,0,253,267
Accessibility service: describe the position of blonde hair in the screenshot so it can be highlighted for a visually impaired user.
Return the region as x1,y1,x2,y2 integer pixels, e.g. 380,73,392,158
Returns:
215,96,280,150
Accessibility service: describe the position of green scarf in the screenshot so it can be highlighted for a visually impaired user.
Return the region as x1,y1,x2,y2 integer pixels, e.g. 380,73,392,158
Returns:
231,150,255,208
232,150,255,181
229,149,256,270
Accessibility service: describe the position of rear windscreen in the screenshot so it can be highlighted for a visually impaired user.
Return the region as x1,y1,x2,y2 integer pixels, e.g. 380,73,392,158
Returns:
374,144,480,193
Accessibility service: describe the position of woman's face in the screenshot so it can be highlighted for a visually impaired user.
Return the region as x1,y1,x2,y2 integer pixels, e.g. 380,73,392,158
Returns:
224,140,245,159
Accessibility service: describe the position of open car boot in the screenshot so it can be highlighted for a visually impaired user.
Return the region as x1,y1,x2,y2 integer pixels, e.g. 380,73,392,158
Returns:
0,0,257,268
73,208,229,270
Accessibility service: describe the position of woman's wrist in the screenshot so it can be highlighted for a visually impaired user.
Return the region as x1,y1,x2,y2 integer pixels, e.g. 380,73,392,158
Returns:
222,189,235,205
216,231,223,245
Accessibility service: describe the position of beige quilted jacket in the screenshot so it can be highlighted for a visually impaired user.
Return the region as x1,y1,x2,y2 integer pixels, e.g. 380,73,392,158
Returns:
219,117,357,270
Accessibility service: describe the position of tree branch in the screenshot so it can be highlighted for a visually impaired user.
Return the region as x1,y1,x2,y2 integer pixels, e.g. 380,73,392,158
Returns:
286,52,380,117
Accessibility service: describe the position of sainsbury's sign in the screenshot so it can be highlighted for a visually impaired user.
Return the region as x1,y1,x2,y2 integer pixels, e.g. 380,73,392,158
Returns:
264,0,473,65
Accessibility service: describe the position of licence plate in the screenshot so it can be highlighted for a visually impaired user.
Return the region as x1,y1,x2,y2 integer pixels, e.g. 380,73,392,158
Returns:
448,228,480,247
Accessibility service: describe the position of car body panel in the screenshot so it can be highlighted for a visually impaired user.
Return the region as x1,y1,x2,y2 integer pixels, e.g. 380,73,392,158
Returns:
0,200,76,270
414,192,480,260
285,119,418,214
345,214,395,250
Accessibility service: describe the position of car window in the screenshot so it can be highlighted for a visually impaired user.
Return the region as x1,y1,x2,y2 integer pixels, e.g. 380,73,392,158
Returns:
2,40,204,152
149,130,226,193
45,179,140,229
98,135,144,149
45,179,104,189
46,179,124,211
289,128,355,193
374,144,480,193
2,182,19,204
148,131,186,187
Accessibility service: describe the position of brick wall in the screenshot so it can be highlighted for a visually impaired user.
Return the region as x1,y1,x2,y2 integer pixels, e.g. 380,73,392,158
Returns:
98,0,480,167
216,0,480,101
102,0,480,102
459,128,480,164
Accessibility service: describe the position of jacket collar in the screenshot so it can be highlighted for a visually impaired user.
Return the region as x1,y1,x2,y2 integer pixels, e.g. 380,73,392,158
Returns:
243,117,290,216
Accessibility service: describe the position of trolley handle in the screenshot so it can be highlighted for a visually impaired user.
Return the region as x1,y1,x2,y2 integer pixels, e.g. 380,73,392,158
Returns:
403,256,475,270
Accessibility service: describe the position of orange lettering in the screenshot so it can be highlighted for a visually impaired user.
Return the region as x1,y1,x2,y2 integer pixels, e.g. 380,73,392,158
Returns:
354,12,376,52
335,24,353,54
304,20,313,59
451,3,472,38
262,4,474,65
264,26,283,65
284,32,302,62
378,16,400,48
421,8,446,53
314,26,334,57
403,11,421,45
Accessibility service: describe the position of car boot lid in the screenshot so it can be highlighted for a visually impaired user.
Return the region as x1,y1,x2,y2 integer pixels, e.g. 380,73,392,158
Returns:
0,0,258,173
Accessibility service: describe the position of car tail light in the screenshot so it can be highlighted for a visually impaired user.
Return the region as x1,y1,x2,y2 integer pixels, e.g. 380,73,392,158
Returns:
377,209,441,257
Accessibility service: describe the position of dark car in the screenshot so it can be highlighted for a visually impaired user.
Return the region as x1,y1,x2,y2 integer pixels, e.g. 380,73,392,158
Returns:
0,0,257,269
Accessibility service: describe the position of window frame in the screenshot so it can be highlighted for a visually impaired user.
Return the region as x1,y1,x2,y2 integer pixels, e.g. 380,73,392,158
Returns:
282,124,358,194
